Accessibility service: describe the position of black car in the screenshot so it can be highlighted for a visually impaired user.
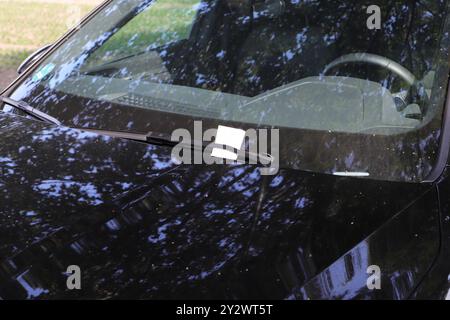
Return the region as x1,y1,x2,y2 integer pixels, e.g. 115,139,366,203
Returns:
0,0,450,300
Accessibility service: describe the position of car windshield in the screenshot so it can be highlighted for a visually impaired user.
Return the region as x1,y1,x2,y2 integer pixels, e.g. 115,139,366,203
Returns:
4,0,450,182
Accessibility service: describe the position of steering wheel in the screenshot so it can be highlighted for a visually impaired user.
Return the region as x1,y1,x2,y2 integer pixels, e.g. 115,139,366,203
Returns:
323,53,416,86
323,53,427,113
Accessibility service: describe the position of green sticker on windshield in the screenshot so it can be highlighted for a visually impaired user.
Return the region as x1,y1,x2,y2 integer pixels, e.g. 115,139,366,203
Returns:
32,63,55,82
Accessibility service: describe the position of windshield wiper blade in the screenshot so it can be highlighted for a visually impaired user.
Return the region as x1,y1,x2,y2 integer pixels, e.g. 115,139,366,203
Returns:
0,96,61,125
75,128,274,166
76,128,177,146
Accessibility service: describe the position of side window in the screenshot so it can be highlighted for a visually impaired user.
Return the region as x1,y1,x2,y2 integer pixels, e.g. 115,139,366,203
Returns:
88,0,200,66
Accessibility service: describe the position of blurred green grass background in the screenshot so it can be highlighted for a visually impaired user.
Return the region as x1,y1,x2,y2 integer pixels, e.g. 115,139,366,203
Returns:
0,0,199,89
0,0,101,88
89,0,198,65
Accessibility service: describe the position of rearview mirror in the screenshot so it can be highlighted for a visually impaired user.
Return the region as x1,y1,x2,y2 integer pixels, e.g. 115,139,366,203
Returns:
17,44,52,75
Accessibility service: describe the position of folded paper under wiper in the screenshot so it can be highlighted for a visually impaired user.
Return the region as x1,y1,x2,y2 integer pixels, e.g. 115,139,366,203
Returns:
76,127,274,166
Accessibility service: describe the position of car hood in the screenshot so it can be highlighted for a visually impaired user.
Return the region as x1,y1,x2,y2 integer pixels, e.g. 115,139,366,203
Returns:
0,112,434,299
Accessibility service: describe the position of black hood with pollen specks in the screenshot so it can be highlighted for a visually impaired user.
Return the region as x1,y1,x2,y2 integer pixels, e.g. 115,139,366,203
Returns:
0,112,439,299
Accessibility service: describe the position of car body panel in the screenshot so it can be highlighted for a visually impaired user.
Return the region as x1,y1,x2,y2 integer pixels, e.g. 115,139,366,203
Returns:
0,112,439,299
410,166,450,300
0,0,449,300
298,188,440,299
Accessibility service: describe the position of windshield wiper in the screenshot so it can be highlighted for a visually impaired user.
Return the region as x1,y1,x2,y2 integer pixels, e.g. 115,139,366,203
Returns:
0,96,61,125
76,128,274,165
77,128,177,146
